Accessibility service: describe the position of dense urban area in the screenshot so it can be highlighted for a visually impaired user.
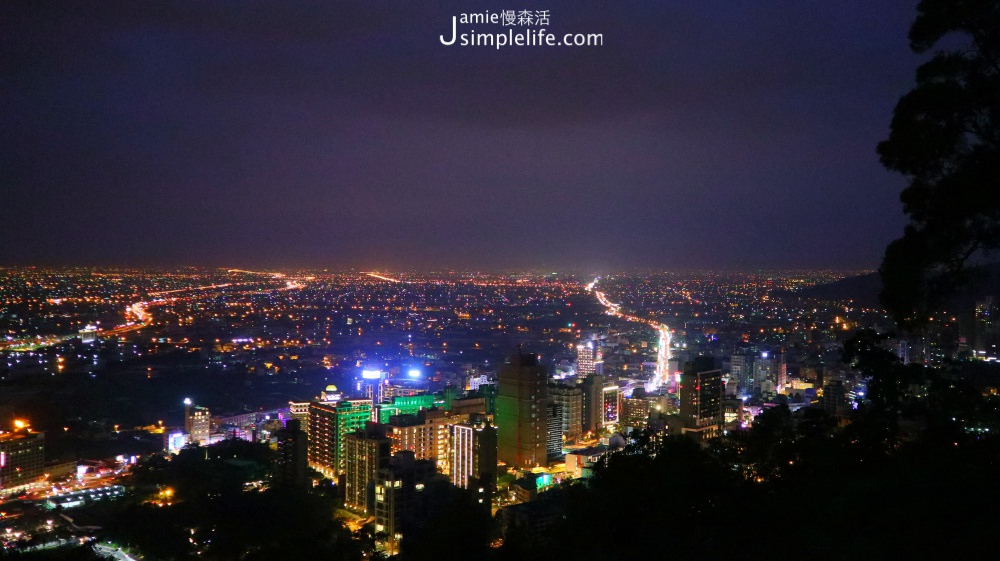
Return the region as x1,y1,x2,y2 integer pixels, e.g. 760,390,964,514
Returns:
5,0,1000,558
2,267,998,559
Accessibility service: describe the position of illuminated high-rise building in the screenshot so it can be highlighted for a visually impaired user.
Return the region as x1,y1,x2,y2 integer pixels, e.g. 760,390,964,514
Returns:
730,352,752,396
581,374,606,434
360,369,388,405
731,348,786,397
974,298,1000,359
754,350,786,396
0,428,44,494
549,383,583,443
184,400,211,446
546,402,563,461
307,398,372,477
307,400,338,477
496,351,549,468
289,401,310,439
680,357,724,441
384,408,454,471
576,340,601,376
449,415,497,493
601,384,620,426
344,423,392,515
620,393,651,429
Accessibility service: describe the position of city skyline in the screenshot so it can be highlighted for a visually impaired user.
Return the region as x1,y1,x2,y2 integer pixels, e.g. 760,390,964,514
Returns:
3,0,998,551
2,1,919,271
1,263,996,557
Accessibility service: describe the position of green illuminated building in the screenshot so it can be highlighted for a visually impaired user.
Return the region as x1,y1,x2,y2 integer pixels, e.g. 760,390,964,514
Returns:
375,395,436,424
307,399,372,476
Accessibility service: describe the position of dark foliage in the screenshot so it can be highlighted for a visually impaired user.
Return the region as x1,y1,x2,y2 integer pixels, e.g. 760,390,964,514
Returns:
878,0,1000,328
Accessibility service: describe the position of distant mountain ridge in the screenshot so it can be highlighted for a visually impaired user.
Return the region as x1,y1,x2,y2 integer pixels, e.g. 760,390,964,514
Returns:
794,273,882,307
790,263,1000,311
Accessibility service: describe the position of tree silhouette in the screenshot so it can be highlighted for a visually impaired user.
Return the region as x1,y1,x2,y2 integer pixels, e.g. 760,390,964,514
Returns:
878,0,1000,327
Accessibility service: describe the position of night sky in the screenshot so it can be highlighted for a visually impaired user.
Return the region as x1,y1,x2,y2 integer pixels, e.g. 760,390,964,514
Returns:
2,1,920,271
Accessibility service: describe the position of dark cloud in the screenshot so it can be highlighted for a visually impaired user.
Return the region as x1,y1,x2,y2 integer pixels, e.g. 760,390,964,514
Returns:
1,0,919,270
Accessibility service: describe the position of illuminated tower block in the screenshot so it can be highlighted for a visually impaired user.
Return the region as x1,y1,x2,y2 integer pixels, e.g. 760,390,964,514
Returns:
680,357,724,441
620,394,651,429
0,428,44,493
576,340,600,376
754,350,786,396
601,384,620,426
730,352,752,396
496,352,549,469
581,374,606,433
344,423,392,515
384,408,453,472
449,415,497,494
546,402,563,461
307,398,372,477
184,401,211,446
549,383,583,443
